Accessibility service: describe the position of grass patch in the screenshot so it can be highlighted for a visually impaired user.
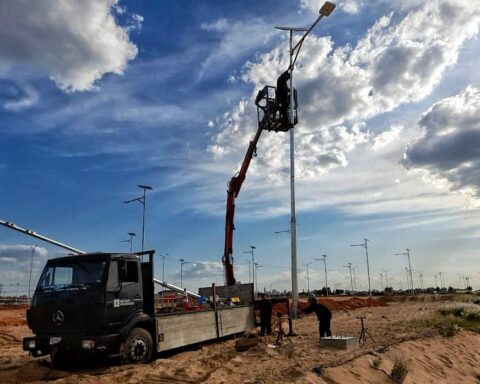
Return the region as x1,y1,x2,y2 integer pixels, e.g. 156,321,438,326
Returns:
411,302,480,335
390,359,409,382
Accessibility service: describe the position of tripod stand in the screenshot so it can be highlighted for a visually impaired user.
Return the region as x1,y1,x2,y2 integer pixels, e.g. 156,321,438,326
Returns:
357,315,375,345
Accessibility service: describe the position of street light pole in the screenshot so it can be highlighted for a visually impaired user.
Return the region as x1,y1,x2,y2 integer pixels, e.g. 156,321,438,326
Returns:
180,258,190,288
121,232,137,253
28,245,38,300
343,262,354,292
275,1,336,319
242,246,256,291
350,238,371,296
396,249,414,295
380,273,384,291
124,184,153,252
304,262,313,293
315,255,328,295
255,263,263,295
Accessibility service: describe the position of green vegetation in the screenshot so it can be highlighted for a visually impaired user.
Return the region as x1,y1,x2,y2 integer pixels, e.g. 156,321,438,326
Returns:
412,302,480,335
370,355,382,368
390,359,409,382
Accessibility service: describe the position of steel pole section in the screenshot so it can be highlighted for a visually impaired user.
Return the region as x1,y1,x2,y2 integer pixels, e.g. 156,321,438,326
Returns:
141,188,146,252
322,255,328,295
406,248,414,295
364,239,371,296
287,30,299,319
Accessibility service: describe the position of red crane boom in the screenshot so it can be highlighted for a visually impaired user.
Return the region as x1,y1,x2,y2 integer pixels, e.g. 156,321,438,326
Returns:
222,127,263,285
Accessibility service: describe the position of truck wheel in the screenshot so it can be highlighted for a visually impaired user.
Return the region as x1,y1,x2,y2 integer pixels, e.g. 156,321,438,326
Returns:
120,327,153,364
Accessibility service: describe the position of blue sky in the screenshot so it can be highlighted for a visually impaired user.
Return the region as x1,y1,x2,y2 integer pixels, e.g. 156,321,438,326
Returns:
1,0,480,295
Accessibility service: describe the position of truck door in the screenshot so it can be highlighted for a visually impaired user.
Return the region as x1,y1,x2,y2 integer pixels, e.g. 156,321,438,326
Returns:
105,258,143,331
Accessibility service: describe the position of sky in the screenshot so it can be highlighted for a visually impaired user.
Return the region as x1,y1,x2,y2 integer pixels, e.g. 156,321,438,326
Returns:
1,0,479,296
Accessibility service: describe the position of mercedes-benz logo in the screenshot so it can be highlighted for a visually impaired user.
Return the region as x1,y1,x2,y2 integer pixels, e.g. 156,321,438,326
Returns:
52,310,64,326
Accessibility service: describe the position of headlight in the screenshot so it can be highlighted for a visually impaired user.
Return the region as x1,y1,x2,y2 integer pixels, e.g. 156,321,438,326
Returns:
81,340,95,350
28,340,36,349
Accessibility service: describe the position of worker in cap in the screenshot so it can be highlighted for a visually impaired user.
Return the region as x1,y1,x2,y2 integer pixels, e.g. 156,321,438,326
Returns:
302,293,332,339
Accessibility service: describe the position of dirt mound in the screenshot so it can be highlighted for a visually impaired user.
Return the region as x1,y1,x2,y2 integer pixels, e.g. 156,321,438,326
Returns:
272,297,387,315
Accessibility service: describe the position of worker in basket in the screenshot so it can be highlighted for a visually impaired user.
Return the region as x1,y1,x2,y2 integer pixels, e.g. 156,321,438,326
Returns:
302,293,332,339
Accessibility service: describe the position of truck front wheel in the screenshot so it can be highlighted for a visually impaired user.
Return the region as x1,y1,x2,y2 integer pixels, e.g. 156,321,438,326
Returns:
120,327,153,364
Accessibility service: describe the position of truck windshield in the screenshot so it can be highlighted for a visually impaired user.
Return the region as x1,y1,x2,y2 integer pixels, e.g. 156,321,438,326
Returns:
37,260,107,291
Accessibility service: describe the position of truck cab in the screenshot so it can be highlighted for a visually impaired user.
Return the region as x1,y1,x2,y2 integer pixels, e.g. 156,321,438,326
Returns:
24,251,156,366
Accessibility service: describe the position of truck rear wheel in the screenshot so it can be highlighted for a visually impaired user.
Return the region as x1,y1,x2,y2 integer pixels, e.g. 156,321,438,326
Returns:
120,327,153,364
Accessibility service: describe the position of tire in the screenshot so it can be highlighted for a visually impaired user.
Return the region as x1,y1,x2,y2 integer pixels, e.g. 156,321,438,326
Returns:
120,327,153,365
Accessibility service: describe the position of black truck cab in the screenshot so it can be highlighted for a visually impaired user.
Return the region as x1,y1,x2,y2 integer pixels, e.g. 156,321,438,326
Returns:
24,251,156,365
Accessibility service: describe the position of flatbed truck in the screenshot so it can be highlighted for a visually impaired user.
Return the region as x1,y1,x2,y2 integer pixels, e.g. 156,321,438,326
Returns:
22,250,255,365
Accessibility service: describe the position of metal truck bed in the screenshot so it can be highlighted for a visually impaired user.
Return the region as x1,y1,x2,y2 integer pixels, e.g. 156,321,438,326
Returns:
155,305,254,352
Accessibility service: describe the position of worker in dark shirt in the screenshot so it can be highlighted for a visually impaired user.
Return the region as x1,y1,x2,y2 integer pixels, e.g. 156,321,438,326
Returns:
302,293,332,338
258,294,273,335
276,70,291,125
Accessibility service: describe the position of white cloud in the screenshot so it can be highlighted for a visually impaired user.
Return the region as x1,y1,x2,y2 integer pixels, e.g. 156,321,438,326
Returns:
2,84,39,111
199,18,277,80
0,0,139,92
209,0,480,189
403,86,480,198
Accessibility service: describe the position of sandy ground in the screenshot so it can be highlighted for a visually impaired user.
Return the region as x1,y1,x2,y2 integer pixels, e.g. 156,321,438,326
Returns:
1,296,479,383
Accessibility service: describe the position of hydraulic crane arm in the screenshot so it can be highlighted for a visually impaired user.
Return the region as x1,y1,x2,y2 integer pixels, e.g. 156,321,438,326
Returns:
0,219,85,254
223,126,263,286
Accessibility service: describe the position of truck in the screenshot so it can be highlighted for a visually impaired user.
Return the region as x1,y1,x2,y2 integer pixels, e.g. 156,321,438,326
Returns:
21,249,255,366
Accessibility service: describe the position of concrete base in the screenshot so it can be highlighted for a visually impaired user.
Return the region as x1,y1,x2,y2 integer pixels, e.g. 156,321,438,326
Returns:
318,336,358,350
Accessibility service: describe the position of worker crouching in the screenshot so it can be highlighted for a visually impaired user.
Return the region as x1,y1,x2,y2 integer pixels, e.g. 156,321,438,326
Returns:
302,293,332,338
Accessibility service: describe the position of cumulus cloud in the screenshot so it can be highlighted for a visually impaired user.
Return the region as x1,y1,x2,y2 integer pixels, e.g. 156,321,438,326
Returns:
208,0,480,185
181,261,224,280
403,86,480,197
0,0,139,92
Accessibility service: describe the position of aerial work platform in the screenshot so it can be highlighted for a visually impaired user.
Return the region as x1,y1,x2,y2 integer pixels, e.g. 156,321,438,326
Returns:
255,74,298,133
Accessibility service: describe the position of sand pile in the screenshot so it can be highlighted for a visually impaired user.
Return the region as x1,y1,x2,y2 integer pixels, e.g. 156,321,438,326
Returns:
272,296,387,315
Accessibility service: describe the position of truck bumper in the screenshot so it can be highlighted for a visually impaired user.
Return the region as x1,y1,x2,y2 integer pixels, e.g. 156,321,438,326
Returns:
23,333,120,358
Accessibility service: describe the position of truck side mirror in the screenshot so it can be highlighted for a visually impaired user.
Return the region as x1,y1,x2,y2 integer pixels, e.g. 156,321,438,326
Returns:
106,260,121,293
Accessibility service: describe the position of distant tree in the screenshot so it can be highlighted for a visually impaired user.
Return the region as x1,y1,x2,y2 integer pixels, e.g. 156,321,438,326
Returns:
467,286,473,292
448,286,455,293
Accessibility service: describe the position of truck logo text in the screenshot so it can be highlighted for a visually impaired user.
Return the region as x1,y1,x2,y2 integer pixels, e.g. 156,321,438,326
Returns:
113,299,135,308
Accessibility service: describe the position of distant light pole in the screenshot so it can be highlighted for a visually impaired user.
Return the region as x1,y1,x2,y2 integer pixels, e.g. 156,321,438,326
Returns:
124,184,153,252
352,266,358,292
180,258,190,288
254,263,263,295
275,1,336,319
405,268,410,290
304,262,314,293
28,245,38,300
396,249,414,295
242,246,256,291
438,271,446,289
383,269,389,288
343,262,354,292
350,238,371,296
380,273,384,291
121,232,136,253
315,254,328,296
158,253,169,283
434,274,438,288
